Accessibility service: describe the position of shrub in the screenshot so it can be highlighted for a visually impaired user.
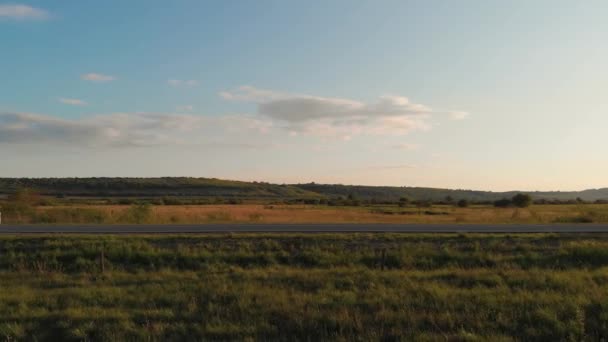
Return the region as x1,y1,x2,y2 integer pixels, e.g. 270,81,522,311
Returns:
398,197,410,207
1,188,40,223
494,199,512,208
33,208,108,224
121,203,152,224
512,193,532,208
414,200,432,208
554,216,594,223
457,199,469,208
162,197,184,205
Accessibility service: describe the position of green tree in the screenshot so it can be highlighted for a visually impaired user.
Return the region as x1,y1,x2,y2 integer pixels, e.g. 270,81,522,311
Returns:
398,197,410,207
512,193,532,208
457,199,469,208
494,198,512,208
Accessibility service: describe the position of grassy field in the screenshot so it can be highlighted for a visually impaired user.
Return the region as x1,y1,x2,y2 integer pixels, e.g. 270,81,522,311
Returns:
2,233,608,340
9,203,608,224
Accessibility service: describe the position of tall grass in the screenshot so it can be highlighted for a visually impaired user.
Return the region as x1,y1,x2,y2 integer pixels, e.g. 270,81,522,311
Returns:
1,234,608,340
5,204,608,224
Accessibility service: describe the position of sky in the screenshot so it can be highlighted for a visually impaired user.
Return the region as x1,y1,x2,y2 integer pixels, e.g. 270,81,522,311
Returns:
1,1,607,191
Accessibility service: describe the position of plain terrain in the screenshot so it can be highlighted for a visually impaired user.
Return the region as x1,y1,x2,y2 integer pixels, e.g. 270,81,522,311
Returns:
1,233,608,340
3,203,608,225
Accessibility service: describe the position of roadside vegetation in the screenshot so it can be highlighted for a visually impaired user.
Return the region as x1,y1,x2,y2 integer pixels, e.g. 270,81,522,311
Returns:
1,233,608,340
2,189,608,224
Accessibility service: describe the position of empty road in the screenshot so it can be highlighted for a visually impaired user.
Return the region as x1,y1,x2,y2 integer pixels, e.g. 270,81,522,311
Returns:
1,224,608,234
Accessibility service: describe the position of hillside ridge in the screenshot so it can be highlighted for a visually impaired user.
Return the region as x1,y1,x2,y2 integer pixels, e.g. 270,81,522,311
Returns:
0,177,607,201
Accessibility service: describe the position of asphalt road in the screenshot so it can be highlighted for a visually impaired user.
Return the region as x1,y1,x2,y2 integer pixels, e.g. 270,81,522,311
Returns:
1,224,608,234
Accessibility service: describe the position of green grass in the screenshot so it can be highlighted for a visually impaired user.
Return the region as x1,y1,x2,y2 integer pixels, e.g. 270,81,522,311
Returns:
2,233,608,340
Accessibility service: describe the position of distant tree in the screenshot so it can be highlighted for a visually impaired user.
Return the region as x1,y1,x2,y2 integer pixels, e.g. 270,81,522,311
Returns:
445,196,454,203
512,193,532,208
414,200,432,208
494,198,512,208
457,199,469,208
398,197,410,207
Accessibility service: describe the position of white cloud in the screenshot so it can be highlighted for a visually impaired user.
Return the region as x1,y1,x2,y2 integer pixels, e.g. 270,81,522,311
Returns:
220,85,285,102
168,79,199,87
448,111,470,120
0,111,273,148
1,86,466,149
175,105,194,112
221,86,440,139
59,98,87,106
0,4,49,20
81,73,115,82
0,112,194,147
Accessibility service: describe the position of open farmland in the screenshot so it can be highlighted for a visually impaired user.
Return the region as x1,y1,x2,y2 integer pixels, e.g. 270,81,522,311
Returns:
3,203,607,225
2,233,608,340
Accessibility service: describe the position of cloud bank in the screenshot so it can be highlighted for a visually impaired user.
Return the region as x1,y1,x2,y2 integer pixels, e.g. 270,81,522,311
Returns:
81,73,116,82
168,79,199,87
0,86,467,149
59,98,87,106
0,112,251,147
220,86,466,139
0,4,49,20
0,110,277,149
175,105,194,112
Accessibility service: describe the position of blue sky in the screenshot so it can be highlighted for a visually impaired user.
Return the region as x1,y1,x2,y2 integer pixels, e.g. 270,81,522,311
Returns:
1,1,607,190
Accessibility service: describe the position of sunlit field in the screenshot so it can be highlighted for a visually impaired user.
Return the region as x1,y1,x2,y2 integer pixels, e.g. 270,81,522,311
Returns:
2,233,608,340
9,203,608,225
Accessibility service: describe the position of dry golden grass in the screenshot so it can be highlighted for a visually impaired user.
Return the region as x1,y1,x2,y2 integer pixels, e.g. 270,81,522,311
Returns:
34,204,608,224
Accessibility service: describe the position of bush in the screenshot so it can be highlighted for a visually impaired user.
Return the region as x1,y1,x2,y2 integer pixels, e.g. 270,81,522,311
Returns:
554,216,594,223
457,199,469,208
1,188,39,222
512,193,532,208
121,203,152,223
162,197,184,205
33,208,108,224
398,197,410,208
414,200,432,208
494,199,512,208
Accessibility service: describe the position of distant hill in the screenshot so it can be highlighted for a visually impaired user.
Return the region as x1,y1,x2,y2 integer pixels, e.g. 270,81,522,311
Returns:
0,177,607,202
294,183,608,202
0,177,322,199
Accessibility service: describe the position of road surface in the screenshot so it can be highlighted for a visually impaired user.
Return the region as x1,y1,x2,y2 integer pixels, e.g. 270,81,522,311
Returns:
1,224,608,234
